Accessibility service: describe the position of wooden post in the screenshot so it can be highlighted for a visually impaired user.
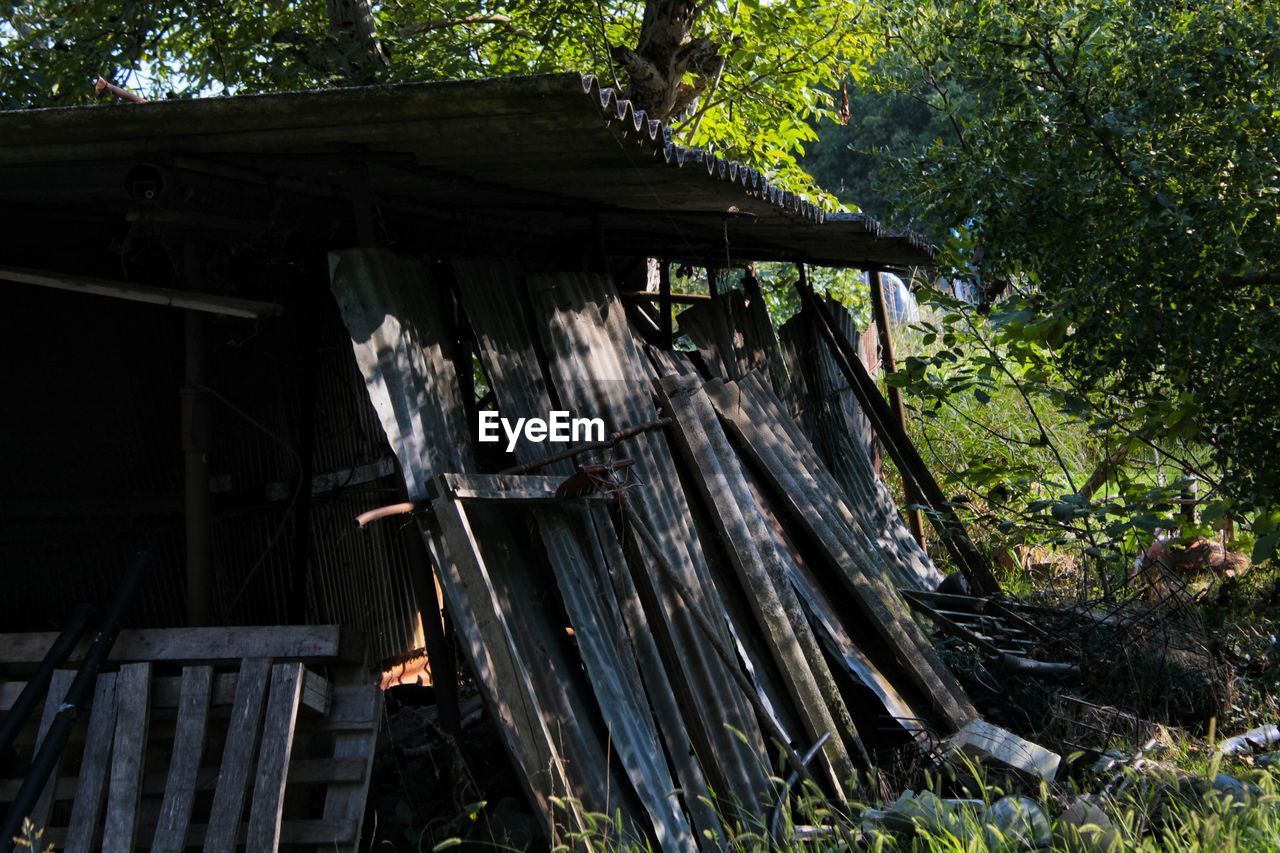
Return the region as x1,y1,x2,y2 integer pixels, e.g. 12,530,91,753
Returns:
868,269,927,548
658,259,673,349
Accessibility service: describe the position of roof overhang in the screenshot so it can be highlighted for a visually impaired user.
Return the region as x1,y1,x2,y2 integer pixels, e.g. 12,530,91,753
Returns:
0,73,932,269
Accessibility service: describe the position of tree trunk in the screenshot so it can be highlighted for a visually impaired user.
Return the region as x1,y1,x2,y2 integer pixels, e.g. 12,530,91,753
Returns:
327,0,386,79
611,0,722,121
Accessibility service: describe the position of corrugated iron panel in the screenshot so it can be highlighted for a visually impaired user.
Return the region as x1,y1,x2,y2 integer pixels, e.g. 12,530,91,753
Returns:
453,257,706,847
329,248,654,843
0,74,933,269
528,269,774,814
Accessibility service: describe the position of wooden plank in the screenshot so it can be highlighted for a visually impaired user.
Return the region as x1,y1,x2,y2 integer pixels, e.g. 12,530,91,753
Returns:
428,499,566,835
205,657,271,852
707,374,976,731
0,264,283,319
0,625,358,667
1,668,331,716
150,665,212,853
48,817,359,847
28,668,76,832
247,663,305,851
103,662,151,853
320,671,383,853
0,757,368,804
658,376,864,790
64,672,118,851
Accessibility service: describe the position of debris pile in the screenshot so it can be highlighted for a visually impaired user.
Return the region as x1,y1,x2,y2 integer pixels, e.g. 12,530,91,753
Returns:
333,249,986,845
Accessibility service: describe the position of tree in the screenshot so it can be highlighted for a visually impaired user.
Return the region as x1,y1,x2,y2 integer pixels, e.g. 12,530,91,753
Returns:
870,0,1280,563
0,0,874,202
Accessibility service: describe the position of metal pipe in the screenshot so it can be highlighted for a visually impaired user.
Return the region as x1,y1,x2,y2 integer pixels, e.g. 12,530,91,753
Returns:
868,269,926,547
0,553,148,852
498,417,671,476
618,290,712,305
0,604,94,756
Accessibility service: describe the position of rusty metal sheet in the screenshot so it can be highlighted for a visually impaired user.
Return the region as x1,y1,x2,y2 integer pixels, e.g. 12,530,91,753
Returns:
779,302,940,591
707,372,977,733
453,257,704,848
329,249,643,841
528,270,774,815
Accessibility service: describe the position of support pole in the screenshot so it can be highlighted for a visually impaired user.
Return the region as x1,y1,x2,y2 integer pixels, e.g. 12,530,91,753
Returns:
868,269,927,548
658,260,673,349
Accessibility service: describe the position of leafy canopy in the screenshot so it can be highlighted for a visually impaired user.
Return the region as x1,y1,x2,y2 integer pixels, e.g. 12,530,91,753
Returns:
0,0,875,203
871,0,1280,559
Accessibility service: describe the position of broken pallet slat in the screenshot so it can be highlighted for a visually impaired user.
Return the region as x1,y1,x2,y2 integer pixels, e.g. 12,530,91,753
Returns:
319,674,382,853
103,662,151,853
0,667,331,717
707,373,976,732
0,625,360,667
64,672,118,852
205,657,271,852
28,668,76,832
151,665,212,853
247,662,305,851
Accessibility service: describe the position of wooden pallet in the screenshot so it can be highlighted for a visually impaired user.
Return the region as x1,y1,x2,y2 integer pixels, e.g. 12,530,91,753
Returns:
0,627,380,851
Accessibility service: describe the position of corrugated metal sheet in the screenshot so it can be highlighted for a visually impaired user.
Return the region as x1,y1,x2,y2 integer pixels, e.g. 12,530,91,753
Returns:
0,74,932,269
528,270,774,813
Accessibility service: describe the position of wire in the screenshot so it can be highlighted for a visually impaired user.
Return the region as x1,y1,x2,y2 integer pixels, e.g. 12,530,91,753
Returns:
187,382,304,621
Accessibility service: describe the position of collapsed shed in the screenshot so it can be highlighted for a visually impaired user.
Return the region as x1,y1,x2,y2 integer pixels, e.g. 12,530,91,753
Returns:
0,73,997,848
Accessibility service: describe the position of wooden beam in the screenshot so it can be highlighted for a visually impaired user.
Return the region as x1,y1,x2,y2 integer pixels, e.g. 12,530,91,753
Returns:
0,265,283,319
868,269,927,548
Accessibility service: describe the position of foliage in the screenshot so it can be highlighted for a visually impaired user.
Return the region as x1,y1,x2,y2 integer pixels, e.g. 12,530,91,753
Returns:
802,82,960,227
867,0,1280,560
0,0,876,204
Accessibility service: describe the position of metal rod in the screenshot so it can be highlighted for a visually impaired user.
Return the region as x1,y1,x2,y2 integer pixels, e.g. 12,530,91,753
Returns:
769,732,833,844
868,269,926,547
0,553,148,852
498,417,671,476
0,604,94,757
795,264,999,595
618,290,712,305
0,265,283,319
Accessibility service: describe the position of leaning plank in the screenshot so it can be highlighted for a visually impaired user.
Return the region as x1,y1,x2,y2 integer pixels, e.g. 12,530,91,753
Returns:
707,374,976,731
0,625,359,667
428,499,569,835
151,666,212,852
658,376,863,792
456,256,700,848
205,657,272,852
103,662,151,853
246,663,305,851
28,668,76,832
65,672,118,851
530,270,772,812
